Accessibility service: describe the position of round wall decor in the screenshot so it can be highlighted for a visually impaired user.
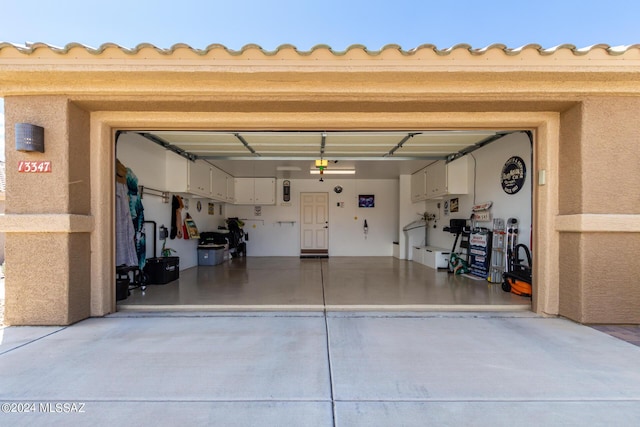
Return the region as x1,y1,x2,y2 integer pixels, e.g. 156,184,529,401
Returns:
334,185,343,194
196,201,202,212
501,156,526,195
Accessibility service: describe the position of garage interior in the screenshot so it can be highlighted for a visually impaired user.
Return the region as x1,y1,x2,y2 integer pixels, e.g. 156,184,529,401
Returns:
115,129,533,311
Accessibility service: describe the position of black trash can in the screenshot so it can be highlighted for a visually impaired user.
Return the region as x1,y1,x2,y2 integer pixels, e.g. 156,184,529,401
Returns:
116,278,130,301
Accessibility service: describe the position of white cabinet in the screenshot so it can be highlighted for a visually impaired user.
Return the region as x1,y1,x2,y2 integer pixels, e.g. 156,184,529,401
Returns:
412,246,450,269
211,166,228,201
234,178,255,204
412,246,425,264
164,153,238,203
410,168,427,202
425,156,470,199
234,178,276,205
425,160,447,198
211,166,236,203
226,175,235,203
423,246,450,269
254,178,276,205
190,160,211,197
165,155,212,198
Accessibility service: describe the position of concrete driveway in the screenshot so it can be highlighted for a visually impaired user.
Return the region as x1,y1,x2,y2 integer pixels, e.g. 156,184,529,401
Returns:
1,311,640,426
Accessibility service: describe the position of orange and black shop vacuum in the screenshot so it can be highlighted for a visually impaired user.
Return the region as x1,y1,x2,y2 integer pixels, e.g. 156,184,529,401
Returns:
502,243,532,297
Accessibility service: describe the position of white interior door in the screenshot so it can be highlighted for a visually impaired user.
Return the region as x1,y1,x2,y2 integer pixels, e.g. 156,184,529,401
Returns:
300,192,329,255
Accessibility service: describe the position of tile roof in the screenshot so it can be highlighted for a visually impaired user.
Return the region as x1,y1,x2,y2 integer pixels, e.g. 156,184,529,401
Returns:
0,42,639,57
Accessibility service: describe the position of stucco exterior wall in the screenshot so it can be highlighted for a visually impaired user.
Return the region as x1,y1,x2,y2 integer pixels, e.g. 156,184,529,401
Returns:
559,103,583,215
582,233,640,324
558,233,582,321
68,102,91,214
3,96,92,325
558,97,640,324
581,98,640,214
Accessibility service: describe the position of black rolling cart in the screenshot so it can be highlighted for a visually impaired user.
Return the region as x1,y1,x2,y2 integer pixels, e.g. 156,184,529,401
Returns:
443,219,470,274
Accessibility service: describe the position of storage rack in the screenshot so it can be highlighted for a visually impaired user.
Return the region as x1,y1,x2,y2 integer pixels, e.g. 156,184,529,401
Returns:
138,185,170,203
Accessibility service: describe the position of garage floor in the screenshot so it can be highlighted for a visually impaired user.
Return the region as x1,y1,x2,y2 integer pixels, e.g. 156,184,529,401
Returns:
119,257,530,311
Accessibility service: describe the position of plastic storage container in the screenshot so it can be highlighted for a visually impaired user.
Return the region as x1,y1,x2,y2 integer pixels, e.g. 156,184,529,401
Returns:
198,245,225,266
144,256,179,285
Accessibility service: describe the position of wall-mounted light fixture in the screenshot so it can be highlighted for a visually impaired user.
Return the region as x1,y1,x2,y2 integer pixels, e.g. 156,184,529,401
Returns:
15,123,45,153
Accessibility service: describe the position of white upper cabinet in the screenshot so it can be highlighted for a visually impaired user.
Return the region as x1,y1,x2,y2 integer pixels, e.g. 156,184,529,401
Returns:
425,160,447,198
165,153,238,202
233,178,255,204
211,166,228,201
234,178,276,205
254,178,276,205
411,157,471,201
165,154,212,198
410,168,427,202
226,174,235,203
426,156,471,199
189,160,212,197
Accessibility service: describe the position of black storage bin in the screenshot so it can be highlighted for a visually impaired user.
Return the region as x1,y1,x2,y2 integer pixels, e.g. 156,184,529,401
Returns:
144,256,180,285
199,231,229,246
116,278,130,301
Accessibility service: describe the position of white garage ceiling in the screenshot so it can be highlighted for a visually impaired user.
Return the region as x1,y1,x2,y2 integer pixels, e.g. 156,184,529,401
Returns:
136,130,511,180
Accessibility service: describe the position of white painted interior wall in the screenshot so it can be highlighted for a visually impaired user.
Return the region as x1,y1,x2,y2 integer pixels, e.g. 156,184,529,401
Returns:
226,178,399,257
117,133,228,270
405,132,533,253
116,131,531,269
398,173,422,259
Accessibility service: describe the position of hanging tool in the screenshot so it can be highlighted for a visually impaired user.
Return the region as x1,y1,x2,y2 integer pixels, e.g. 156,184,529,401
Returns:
363,219,369,238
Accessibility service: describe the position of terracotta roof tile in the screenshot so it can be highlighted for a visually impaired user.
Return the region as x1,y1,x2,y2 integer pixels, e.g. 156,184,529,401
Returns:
0,42,638,57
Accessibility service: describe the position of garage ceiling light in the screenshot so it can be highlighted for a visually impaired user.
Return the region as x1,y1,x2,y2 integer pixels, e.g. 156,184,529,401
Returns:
310,169,356,175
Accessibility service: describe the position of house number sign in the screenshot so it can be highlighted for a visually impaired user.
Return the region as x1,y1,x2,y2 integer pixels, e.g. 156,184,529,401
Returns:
18,160,52,173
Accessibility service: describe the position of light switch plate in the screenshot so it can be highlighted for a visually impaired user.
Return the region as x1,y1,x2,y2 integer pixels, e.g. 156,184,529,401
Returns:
538,169,546,186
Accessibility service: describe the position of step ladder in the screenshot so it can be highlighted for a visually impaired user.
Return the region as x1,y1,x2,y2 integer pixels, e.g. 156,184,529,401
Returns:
488,218,506,283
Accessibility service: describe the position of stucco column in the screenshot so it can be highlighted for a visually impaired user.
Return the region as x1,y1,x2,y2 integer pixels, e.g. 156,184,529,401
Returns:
558,98,640,324
2,96,92,325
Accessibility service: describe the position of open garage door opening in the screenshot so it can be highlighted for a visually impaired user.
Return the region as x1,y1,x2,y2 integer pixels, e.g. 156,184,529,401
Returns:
114,129,533,312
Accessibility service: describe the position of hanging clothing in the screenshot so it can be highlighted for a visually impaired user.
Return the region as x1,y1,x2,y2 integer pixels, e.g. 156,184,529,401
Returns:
126,168,146,270
170,195,184,240
171,195,179,239
115,180,138,267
